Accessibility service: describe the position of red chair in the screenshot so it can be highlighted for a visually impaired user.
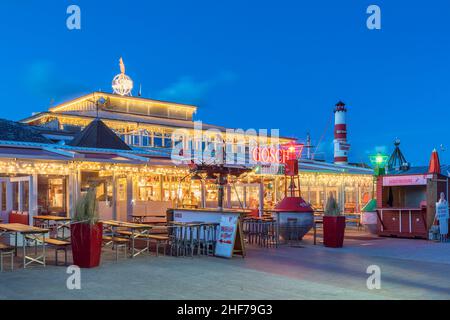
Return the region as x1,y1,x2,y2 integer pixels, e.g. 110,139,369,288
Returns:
9,211,29,225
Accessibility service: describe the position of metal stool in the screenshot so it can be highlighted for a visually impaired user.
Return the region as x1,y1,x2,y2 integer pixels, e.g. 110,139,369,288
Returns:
204,223,219,255
169,223,185,257
187,222,204,256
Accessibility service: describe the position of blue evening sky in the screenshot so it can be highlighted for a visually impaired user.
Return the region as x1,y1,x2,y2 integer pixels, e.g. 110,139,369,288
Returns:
1,0,449,166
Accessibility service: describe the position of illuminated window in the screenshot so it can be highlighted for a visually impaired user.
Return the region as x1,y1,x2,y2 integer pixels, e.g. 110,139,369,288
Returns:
163,134,172,148
141,130,150,146
154,133,163,147
132,134,140,146
142,135,149,146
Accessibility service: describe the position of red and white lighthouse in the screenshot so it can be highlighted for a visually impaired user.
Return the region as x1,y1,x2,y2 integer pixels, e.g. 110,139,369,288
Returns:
333,101,350,165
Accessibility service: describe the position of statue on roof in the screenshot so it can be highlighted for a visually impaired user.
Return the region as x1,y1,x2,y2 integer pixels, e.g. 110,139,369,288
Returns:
112,57,133,96
119,57,125,74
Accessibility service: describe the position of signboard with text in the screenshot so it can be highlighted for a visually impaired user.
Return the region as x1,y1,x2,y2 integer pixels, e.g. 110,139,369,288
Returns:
215,214,245,258
382,174,432,186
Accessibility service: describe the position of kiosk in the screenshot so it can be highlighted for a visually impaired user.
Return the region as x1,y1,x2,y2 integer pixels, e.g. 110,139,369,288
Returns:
376,150,449,239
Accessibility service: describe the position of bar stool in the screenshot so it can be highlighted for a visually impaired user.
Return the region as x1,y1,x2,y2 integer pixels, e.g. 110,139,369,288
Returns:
245,218,257,245
168,223,185,257
188,221,204,256
184,223,195,257
203,223,219,256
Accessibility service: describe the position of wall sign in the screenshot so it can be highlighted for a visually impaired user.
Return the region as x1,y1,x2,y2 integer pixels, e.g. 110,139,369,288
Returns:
254,164,285,175
251,146,286,164
382,174,432,186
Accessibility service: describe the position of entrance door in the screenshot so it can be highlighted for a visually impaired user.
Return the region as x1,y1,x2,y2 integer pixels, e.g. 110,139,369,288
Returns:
115,177,128,221
0,178,11,222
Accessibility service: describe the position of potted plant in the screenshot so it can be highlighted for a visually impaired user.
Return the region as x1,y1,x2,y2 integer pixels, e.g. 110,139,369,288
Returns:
323,193,346,248
70,187,103,268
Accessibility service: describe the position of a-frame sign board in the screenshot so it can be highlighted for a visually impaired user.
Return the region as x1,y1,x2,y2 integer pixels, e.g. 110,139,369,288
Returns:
215,214,246,258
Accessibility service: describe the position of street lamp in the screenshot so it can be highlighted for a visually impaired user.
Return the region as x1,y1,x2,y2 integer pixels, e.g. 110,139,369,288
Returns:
369,152,388,201
369,153,388,176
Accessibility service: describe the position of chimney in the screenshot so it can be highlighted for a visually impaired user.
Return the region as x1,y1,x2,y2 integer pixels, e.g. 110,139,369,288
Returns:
333,101,350,165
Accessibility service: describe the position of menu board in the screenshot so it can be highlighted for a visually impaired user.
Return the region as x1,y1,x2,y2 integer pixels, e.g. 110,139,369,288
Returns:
215,214,245,258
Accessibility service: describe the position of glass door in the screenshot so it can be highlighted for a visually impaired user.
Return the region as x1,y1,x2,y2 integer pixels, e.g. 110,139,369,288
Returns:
0,178,10,221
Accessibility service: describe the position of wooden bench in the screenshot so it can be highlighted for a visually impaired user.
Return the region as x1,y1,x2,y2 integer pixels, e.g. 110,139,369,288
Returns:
345,215,362,229
114,232,169,256
116,230,169,238
102,235,129,243
22,236,71,266
44,238,71,266
102,236,130,261
0,243,14,272
147,235,169,256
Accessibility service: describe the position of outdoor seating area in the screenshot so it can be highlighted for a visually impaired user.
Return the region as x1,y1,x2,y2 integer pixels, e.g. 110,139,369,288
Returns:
242,217,279,248
0,212,229,270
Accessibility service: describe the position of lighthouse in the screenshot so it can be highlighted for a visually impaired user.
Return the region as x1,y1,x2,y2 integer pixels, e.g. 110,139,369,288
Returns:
333,101,350,165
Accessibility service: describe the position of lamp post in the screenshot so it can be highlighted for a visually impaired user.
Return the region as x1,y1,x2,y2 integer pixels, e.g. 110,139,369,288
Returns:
369,153,388,196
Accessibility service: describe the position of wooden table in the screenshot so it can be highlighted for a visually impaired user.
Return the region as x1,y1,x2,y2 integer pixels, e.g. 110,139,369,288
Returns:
130,215,167,225
33,215,72,240
101,220,154,258
0,223,49,268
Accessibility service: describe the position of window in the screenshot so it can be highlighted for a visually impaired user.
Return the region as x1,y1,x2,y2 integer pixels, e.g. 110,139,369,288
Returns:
163,134,172,148
142,135,150,146
154,133,163,147
132,134,140,146
38,176,67,215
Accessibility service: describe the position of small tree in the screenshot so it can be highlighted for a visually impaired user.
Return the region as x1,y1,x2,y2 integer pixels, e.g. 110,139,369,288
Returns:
73,187,99,224
324,193,341,216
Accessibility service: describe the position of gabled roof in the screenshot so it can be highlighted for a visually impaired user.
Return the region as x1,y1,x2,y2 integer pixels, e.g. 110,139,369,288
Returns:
48,92,198,113
0,119,53,144
68,118,131,150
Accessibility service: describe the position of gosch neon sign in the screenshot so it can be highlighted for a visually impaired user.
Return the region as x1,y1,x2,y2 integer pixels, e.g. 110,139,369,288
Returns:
251,143,303,164
252,146,286,164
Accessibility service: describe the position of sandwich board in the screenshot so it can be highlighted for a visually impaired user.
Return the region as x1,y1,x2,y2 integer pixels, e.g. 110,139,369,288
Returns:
215,214,245,258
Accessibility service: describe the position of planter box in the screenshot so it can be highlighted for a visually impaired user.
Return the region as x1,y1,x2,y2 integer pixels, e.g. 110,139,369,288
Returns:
323,216,346,248
70,222,103,268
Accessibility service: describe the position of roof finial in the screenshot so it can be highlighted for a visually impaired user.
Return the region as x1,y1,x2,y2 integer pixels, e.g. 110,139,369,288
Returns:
112,57,133,96
119,57,125,74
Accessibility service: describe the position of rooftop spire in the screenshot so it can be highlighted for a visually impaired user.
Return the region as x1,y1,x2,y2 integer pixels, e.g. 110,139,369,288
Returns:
387,139,410,172
428,148,441,174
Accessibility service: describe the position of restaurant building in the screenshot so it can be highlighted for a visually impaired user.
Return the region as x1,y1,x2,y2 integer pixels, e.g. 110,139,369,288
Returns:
0,60,373,224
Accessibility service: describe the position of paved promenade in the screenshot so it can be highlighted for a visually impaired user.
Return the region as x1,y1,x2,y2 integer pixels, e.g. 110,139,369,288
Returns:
1,231,449,300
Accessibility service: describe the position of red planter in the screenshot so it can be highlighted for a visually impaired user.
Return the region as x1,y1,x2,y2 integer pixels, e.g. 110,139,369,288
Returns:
70,222,103,268
323,216,346,248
